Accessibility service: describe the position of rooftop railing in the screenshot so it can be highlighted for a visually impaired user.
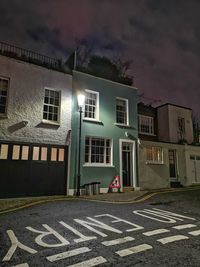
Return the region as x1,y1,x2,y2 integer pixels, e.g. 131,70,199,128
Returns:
0,41,66,72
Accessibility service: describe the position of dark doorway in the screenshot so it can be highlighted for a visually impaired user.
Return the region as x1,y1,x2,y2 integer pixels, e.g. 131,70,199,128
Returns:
122,142,132,186
169,149,177,178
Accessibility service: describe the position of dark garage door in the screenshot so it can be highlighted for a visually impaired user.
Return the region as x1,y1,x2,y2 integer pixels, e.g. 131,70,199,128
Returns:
0,141,68,198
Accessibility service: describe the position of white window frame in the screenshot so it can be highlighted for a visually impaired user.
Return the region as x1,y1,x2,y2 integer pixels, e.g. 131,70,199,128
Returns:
84,136,113,167
0,76,9,116
43,87,61,124
116,97,129,126
146,146,163,164
139,115,154,135
84,89,99,121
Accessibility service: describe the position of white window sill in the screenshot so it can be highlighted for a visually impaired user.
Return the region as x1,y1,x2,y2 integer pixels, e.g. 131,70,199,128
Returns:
41,119,60,126
83,164,115,168
114,123,131,128
83,118,103,124
146,161,164,165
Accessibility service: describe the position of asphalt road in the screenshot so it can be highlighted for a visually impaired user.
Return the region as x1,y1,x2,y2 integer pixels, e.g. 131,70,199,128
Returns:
0,189,200,267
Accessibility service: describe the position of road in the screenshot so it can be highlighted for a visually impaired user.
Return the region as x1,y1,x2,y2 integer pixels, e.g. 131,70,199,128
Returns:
0,189,200,267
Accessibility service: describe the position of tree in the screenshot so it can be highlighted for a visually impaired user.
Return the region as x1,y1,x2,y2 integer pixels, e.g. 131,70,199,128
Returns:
65,45,134,85
87,55,120,81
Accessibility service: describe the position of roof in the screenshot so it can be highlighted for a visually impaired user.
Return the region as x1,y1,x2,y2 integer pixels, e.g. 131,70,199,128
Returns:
156,103,192,111
73,70,138,90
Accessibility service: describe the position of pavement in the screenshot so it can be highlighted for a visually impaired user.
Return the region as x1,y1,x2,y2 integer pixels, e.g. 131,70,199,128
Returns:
1,185,200,215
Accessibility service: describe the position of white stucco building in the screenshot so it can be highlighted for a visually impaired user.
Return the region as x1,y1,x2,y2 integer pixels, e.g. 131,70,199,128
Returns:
0,44,72,197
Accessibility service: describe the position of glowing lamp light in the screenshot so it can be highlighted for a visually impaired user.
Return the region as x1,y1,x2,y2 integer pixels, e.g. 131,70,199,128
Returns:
77,94,85,108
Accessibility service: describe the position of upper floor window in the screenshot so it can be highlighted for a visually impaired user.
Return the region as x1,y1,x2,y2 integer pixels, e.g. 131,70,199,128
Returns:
84,90,99,120
0,77,9,115
146,146,163,164
43,88,60,123
116,98,129,125
178,117,185,134
139,115,154,135
85,136,112,165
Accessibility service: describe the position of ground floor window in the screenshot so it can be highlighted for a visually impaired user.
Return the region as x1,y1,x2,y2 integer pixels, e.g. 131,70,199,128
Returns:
85,136,112,165
146,146,163,163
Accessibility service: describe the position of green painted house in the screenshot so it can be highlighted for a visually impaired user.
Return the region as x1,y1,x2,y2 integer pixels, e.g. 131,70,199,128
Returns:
68,71,138,195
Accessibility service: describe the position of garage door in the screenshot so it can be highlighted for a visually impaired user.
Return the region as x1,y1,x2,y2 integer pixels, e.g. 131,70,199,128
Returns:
0,141,68,198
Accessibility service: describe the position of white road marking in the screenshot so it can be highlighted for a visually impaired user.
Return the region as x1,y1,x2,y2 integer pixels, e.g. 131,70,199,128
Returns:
46,247,91,262
143,228,170,236
12,264,29,267
26,224,69,248
95,214,144,232
67,256,107,267
102,236,134,246
173,224,197,230
133,208,195,223
59,221,96,243
116,244,152,257
3,230,37,262
188,230,200,236
157,235,189,244
74,217,122,237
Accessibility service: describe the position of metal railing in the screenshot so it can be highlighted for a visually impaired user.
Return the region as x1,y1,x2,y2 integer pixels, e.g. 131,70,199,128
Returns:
0,41,64,72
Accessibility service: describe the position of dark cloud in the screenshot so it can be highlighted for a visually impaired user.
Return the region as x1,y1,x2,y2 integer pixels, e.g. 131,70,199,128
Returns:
26,26,67,55
0,0,200,116
129,17,154,34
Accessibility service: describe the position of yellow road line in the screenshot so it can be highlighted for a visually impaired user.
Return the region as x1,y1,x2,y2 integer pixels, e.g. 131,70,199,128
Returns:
0,187,200,215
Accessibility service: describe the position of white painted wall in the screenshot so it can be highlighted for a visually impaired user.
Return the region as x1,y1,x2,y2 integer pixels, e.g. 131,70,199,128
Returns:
139,140,187,189
0,55,72,145
157,104,193,144
139,140,200,189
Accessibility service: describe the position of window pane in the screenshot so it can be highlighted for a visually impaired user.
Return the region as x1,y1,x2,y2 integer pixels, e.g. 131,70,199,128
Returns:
0,77,8,114
116,98,127,124
85,137,111,165
51,148,57,161
43,89,60,122
0,144,8,159
41,147,47,161
58,148,65,161
21,146,29,160
146,146,162,163
12,145,20,160
33,146,40,161
139,115,154,134
84,91,98,119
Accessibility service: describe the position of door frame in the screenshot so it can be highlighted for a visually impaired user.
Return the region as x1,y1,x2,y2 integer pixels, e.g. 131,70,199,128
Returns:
119,139,136,192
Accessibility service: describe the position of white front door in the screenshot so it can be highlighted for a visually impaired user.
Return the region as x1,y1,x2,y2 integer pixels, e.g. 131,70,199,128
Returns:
190,155,200,183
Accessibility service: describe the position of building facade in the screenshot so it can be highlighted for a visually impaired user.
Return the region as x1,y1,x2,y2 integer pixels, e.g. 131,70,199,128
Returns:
69,71,138,195
157,103,194,144
138,102,200,190
0,49,72,197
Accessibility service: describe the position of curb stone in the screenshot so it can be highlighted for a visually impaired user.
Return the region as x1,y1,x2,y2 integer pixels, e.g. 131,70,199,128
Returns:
0,186,200,215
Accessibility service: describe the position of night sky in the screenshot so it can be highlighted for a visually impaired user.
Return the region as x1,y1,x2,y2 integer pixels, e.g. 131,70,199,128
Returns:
0,0,200,117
